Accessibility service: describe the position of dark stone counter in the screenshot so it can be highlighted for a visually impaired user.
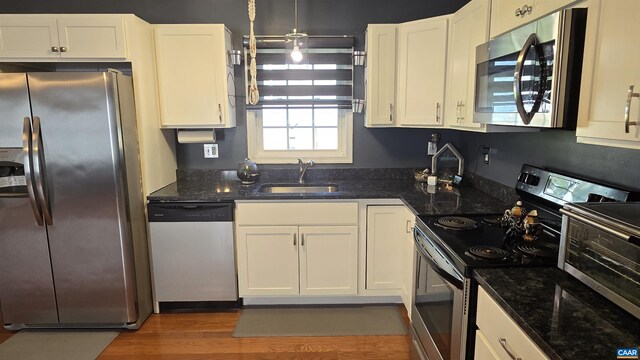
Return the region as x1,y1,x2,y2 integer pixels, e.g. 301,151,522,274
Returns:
474,267,640,360
147,169,510,216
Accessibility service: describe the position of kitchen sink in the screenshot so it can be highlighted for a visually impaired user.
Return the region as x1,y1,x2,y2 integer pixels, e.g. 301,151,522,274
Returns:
258,183,339,194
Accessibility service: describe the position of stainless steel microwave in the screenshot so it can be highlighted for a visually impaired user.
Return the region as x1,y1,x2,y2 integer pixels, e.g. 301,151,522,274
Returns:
474,8,587,128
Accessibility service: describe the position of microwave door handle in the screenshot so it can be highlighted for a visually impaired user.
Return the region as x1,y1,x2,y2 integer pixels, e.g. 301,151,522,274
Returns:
23,117,44,226
32,116,53,226
514,33,546,125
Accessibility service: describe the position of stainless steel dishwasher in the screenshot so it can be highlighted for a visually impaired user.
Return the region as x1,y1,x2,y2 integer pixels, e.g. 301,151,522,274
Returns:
147,202,237,312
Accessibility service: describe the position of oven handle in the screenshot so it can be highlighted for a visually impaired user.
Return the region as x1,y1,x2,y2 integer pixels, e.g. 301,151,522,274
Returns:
514,33,547,125
414,226,464,289
560,209,632,241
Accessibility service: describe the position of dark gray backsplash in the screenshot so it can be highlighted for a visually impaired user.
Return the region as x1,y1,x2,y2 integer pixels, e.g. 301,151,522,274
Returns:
457,130,640,191
6,0,639,190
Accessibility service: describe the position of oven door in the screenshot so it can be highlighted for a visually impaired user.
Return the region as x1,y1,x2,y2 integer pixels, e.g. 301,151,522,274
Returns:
411,226,468,360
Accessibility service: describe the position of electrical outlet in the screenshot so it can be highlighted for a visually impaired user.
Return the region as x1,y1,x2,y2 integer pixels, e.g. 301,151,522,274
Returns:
204,144,218,158
427,142,438,156
482,146,491,165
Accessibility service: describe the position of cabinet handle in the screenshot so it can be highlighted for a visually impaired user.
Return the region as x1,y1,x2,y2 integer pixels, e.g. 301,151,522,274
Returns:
498,338,522,360
301,234,305,246
389,103,393,122
406,220,414,233
625,85,639,133
459,101,464,122
515,4,533,17
218,104,223,123
436,102,441,123
60,47,67,53
293,233,297,246
51,46,59,52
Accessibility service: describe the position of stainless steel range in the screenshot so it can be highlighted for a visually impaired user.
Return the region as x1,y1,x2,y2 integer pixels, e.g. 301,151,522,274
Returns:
409,164,639,360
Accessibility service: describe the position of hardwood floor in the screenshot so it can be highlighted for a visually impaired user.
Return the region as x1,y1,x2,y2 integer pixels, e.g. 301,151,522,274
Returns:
98,307,412,359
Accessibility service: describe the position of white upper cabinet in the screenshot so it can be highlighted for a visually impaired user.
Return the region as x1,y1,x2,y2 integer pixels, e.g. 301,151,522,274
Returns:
364,16,448,128
154,24,236,129
444,0,490,131
576,0,640,149
0,15,127,59
490,0,581,38
364,25,397,127
396,16,449,127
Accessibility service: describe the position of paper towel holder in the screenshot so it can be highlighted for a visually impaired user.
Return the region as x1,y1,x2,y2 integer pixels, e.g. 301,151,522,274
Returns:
177,129,217,144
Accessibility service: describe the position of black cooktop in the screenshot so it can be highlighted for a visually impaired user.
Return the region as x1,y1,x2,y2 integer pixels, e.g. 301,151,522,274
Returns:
415,213,560,276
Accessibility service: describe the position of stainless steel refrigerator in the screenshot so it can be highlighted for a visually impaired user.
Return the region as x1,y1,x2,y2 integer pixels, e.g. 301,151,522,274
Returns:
0,72,151,330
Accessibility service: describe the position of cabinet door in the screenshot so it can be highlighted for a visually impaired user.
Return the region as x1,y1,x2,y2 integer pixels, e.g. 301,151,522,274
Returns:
396,16,448,127
57,16,127,59
299,226,358,295
365,25,397,127
445,5,473,128
576,0,640,148
400,207,416,316
236,226,299,296
461,0,490,129
0,16,59,58
366,206,405,290
154,25,228,128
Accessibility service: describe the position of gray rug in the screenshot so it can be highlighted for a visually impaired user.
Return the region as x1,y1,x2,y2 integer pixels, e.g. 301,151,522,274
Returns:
0,330,119,360
232,305,407,337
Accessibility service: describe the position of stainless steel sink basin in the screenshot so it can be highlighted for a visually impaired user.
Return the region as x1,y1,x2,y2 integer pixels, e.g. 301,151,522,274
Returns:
258,183,339,194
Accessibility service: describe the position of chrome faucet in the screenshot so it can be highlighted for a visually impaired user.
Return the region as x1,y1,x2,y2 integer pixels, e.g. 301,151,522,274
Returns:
298,159,315,183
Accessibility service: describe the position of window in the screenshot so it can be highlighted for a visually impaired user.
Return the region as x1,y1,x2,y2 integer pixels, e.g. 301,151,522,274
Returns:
245,37,354,164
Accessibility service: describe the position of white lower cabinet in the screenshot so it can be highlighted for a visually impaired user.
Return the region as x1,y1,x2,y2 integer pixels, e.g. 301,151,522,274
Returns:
365,205,415,314
476,286,549,360
235,202,359,297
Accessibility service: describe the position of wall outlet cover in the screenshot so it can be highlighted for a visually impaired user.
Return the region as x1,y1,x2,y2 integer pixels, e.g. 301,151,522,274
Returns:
427,142,438,156
204,144,218,158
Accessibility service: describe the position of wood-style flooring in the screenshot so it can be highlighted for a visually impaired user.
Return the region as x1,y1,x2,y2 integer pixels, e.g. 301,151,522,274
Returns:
0,306,412,359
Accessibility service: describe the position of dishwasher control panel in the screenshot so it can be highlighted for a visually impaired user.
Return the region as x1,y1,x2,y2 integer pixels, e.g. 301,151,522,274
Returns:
147,202,234,222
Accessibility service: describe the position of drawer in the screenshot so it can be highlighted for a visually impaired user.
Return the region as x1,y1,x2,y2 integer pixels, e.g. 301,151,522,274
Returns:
475,330,501,360
235,201,358,226
477,286,549,360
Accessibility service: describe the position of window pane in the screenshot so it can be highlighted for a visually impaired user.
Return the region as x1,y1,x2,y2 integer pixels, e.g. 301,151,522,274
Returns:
289,128,313,150
263,109,287,127
314,80,337,86
289,64,312,70
288,80,313,86
315,128,338,150
314,108,338,126
263,64,287,70
289,108,313,127
314,64,337,70
263,128,288,150
263,80,287,86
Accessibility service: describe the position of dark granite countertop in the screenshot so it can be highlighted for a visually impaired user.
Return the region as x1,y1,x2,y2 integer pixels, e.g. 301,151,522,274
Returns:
147,169,509,216
474,267,640,360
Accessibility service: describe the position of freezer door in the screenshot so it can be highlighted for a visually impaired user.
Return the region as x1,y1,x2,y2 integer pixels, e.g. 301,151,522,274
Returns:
0,73,31,147
27,72,138,325
0,196,59,325
0,73,59,326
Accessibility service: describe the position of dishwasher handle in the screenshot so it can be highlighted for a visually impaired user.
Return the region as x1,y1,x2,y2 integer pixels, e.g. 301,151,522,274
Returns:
147,202,234,222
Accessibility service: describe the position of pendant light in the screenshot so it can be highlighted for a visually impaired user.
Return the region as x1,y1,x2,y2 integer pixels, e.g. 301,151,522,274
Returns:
285,0,308,64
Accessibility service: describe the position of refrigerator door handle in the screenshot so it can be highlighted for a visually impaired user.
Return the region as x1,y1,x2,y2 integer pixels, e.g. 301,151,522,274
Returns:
23,117,45,226
32,116,53,226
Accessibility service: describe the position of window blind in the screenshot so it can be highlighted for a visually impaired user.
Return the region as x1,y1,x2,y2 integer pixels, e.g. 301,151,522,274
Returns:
244,36,354,109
